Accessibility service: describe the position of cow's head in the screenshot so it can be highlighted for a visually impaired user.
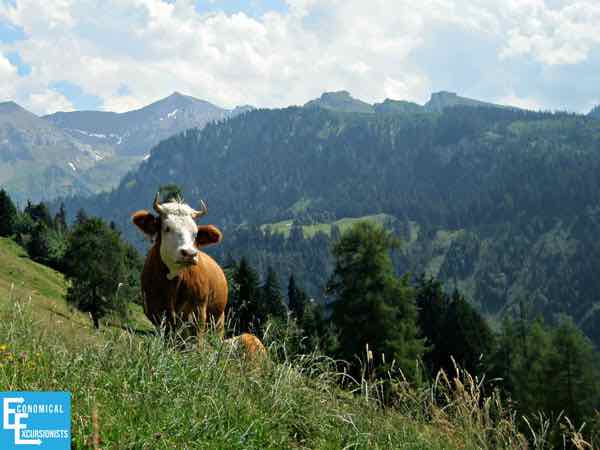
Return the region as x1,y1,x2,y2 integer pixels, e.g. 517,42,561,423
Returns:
132,193,222,280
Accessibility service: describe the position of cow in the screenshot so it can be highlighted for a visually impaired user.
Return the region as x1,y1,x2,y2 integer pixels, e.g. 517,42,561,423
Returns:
224,333,268,367
225,333,267,358
131,193,227,340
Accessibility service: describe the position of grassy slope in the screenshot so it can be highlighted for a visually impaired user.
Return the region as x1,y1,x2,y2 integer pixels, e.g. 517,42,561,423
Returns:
0,237,150,345
0,238,527,449
262,214,395,239
0,237,94,346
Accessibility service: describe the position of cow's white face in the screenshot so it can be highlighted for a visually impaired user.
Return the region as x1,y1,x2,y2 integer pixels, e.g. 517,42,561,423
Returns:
158,202,200,280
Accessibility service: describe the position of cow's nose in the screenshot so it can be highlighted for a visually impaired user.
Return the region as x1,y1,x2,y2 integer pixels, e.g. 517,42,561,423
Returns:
180,248,198,258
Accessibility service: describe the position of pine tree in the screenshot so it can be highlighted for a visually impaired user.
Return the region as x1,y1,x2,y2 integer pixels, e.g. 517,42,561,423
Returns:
260,267,287,321
288,221,304,249
330,224,341,243
543,317,599,425
327,222,424,376
27,221,51,262
25,201,53,227
75,208,89,225
287,274,307,320
438,290,494,375
54,202,67,232
63,218,130,328
0,188,17,237
415,275,447,374
230,257,261,333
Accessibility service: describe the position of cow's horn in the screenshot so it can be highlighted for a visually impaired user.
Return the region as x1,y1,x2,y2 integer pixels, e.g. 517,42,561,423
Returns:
153,192,166,215
191,199,208,219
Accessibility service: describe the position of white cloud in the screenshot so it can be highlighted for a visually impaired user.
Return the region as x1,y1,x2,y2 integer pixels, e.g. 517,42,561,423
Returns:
499,0,600,65
497,92,542,111
384,75,429,104
26,89,74,114
0,0,598,114
0,53,19,99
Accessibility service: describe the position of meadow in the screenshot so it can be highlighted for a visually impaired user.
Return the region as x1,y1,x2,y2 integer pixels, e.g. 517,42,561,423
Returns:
0,237,588,449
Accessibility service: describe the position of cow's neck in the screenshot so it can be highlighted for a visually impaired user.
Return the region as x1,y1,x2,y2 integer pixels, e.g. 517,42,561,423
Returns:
150,242,191,281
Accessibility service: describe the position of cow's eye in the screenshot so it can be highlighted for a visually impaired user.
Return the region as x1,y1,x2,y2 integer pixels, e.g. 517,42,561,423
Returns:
164,226,171,233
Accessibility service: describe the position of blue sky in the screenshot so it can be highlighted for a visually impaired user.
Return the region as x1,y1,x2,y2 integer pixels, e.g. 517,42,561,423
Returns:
0,0,598,114
195,0,288,17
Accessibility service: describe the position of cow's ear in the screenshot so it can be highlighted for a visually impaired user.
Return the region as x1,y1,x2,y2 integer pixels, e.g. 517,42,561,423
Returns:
195,225,222,247
132,210,160,236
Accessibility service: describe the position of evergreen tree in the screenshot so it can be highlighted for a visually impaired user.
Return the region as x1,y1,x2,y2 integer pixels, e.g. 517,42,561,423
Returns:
327,222,424,376
25,201,53,227
75,208,89,225
0,188,17,237
260,267,287,321
54,203,67,232
330,224,341,243
543,317,599,426
27,221,51,262
415,276,447,374
438,290,494,375
287,274,307,320
288,221,304,248
63,218,130,328
230,257,261,333
13,210,34,243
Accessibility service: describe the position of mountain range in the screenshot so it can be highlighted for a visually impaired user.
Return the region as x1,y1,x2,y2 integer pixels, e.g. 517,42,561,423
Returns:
44,92,253,157
304,90,515,114
0,92,253,204
3,88,599,206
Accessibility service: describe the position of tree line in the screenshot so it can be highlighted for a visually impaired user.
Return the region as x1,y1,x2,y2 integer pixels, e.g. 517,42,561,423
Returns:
0,188,142,328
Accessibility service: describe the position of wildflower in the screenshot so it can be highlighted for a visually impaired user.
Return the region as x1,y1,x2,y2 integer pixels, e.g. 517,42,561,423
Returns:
0,344,7,352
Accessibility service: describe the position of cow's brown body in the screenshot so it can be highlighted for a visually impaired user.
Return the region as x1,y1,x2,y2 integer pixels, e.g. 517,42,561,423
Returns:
224,333,268,365
132,204,228,338
141,241,228,335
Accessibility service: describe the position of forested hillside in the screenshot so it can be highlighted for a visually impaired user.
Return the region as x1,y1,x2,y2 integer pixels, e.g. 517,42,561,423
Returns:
59,103,600,346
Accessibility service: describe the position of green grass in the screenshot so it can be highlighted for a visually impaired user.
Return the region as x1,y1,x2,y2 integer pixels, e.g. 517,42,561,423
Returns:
0,237,536,449
0,237,66,300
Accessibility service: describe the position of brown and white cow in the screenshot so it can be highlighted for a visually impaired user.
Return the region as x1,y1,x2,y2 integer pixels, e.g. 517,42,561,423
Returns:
225,333,267,358
131,193,227,339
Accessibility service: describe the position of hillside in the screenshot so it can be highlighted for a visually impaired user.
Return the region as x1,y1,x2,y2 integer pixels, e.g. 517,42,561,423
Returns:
0,237,150,340
0,237,534,449
57,102,600,348
0,102,117,204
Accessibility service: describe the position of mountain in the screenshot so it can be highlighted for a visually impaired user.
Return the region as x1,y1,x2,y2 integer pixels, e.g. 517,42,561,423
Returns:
0,101,121,204
57,102,600,350
373,99,425,114
423,91,509,112
304,91,375,113
0,93,253,203
44,92,252,157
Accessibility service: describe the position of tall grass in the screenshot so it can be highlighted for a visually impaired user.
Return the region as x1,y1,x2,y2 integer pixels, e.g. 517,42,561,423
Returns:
0,289,592,449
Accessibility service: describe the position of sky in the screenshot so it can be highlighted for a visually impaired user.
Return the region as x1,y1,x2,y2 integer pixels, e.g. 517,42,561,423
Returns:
0,0,598,115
